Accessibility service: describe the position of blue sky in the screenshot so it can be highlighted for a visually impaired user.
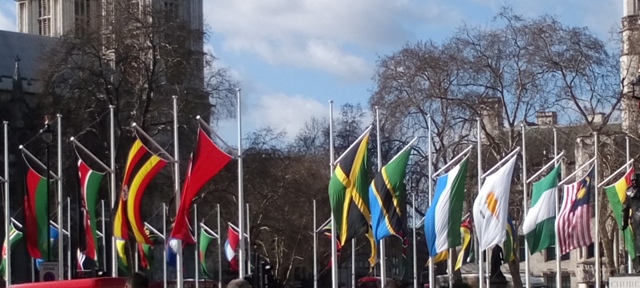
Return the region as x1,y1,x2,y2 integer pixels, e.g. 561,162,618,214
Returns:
0,0,622,145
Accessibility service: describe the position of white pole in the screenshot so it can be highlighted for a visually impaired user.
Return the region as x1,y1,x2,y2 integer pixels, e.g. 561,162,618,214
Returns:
594,132,600,288
134,243,139,272
428,114,435,288
412,194,417,288
477,118,484,288
102,200,106,270
247,203,251,275
237,88,246,279
3,121,10,286
67,197,71,279
376,107,386,288
352,240,355,288
109,105,117,277
217,203,222,284
163,203,168,288
522,124,530,288
313,200,318,288
329,100,338,288
554,129,561,288
57,114,64,279
173,96,184,288
195,204,199,288
627,136,633,274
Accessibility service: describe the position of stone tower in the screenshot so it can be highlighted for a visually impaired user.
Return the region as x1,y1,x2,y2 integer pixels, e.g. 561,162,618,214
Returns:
622,0,640,136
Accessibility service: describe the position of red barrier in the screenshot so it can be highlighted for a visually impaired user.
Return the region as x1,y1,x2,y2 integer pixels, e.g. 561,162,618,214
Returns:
11,278,219,288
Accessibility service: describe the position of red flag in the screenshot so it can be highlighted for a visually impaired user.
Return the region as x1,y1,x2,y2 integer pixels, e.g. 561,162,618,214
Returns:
225,225,240,271
170,128,232,244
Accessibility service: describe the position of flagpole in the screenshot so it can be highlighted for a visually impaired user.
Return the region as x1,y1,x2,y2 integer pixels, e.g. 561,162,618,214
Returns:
237,88,246,279
173,96,184,288
521,124,530,288
554,128,561,288
57,114,64,279
329,100,338,288
352,240,355,288
163,203,168,288
217,203,222,284
376,107,386,288
109,105,117,277
195,204,199,288
627,136,633,274
313,200,318,288
102,200,107,270
134,243,139,272
412,194,417,288
477,118,484,288
3,121,10,286
67,197,71,279
594,132,600,288
247,203,251,275
426,114,435,288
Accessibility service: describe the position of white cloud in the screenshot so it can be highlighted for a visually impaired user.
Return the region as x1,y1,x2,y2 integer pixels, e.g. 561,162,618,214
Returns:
0,2,16,31
203,0,454,81
248,93,326,139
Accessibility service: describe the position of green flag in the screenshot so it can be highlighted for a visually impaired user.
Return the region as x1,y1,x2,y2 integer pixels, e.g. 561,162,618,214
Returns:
522,166,560,254
604,169,636,259
199,227,215,279
0,223,23,280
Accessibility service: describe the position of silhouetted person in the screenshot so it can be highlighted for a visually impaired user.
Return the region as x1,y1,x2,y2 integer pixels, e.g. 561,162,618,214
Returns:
227,278,251,288
125,272,149,288
490,246,507,282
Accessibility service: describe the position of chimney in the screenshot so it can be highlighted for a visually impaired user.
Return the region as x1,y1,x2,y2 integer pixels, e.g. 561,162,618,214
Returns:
536,111,557,126
589,113,605,124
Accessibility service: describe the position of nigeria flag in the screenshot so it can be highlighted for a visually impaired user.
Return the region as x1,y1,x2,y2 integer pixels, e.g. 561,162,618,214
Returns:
522,166,560,254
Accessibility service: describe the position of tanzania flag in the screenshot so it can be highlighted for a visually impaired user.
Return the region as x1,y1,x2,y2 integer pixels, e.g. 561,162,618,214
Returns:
78,158,105,262
24,157,50,260
199,227,215,279
369,144,412,242
171,128,232,244
604,168,636,259
328,128,371,246
114,138,167,245
503,216,517,262
455,218,474,270
0,223,23,279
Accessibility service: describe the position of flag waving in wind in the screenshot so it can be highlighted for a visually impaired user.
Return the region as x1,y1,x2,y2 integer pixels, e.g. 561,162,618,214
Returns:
604,168,636,259
199,226,216,279
523,166,560,254
225,225,240,271
425,156,469,259
369,143,412,242
23,155,50,260
455,218,474,270
473,155,518,252
557,167,594,255
0,222,23,280
328,128,375,265
77,158,105,262
170,128,232,244
113,138,167,246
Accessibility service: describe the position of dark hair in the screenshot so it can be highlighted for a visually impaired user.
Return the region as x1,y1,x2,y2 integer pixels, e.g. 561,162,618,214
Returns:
126,272,149,288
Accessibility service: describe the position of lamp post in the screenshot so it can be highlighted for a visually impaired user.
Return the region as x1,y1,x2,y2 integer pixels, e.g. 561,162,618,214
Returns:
40,119,54,261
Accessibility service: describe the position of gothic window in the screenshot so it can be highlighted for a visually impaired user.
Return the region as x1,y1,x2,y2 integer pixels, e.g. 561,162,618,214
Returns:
74,0,92,33
38,0,51,36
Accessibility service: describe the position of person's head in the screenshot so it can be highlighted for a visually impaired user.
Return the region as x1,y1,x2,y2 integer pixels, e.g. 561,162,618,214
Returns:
227,278,251,288
125,272,149,288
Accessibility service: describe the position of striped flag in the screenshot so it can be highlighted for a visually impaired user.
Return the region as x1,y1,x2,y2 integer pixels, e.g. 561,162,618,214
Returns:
77,158,105,263
604,168,636,259
424,156,469,260
23,156,50,260
522,166,560,254
557,166,594,255
0,222,23,279
455,218,474,270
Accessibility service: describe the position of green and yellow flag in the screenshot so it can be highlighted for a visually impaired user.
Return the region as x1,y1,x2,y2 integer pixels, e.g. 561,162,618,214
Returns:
0,223,23,280
604,168,636,259
328,127,372,263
